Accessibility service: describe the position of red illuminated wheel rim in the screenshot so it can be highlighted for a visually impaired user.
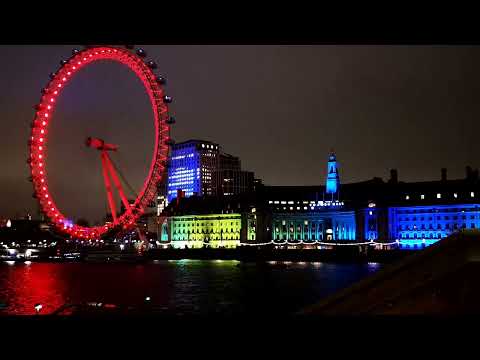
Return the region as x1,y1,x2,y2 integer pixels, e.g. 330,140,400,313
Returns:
28,46,170,239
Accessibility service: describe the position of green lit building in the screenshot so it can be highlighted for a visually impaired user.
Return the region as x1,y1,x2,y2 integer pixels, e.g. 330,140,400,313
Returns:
168,213,242,249
161,194,269,248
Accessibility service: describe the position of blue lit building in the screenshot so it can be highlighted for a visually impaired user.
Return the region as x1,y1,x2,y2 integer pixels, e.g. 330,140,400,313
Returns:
167,140,256,203
388,204,480,249
167,140,220,202
357,167,480,249
266,153,356,244
270,208,356,243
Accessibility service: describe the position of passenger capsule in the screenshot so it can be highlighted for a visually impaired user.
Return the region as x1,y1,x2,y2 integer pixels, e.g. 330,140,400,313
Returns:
146,61,157,69
136,49,147,58
155,76,167,85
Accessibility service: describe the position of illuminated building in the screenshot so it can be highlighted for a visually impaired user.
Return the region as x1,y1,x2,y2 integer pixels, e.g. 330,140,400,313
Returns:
270,210,355,242
163,150,480,250
167,140,256,202
388,204,480,249
265,187,355,244
161,193,267,248
357,167,480,249
168,214,242,249
266,153,355,244
167,140,218,202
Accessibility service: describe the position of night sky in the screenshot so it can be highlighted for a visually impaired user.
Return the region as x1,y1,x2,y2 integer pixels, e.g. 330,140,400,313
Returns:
2,45,480,223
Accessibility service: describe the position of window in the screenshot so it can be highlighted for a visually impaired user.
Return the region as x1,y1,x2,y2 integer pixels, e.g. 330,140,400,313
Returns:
471,223,476,229
405,195,410,200
421,194,425,199
472,192,475,198
454,193,458,198
437,193,441,199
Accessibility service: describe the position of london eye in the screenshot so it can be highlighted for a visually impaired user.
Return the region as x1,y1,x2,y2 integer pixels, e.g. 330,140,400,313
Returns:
28,45,172,241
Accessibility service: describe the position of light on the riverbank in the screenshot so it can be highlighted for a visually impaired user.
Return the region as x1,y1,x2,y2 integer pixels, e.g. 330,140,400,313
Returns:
34,304,42,313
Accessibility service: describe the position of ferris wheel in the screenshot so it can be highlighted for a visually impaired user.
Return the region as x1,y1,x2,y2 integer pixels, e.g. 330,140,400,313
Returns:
28,45,174,241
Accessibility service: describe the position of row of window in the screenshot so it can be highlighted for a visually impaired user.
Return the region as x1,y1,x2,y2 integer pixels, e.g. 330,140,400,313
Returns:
395,207,478,214
269,200,344,205
399,233,446,239
398,223,476,231
398,215,477,221
405,192,475,200
174,221,238,226
173,228,240,234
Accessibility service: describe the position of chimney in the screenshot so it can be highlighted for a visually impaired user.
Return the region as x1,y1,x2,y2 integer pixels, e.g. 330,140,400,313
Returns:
441,168,447,181
389,169,398,184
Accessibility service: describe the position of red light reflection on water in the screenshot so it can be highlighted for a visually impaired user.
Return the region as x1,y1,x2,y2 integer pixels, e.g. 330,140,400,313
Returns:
0,262,66,315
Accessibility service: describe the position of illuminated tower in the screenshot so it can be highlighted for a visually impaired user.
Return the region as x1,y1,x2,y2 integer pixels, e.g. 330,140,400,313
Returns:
325,152,340,198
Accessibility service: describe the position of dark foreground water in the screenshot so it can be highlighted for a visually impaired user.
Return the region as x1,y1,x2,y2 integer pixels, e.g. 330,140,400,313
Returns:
0,260,382,315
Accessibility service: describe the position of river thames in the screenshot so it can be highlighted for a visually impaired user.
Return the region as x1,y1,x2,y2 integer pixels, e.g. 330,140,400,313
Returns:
0,260,382,315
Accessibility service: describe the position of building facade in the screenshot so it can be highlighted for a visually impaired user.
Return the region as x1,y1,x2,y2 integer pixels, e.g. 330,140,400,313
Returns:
162,152,480,250
167,213,242,249
167,140,255,202
167,140,220,202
